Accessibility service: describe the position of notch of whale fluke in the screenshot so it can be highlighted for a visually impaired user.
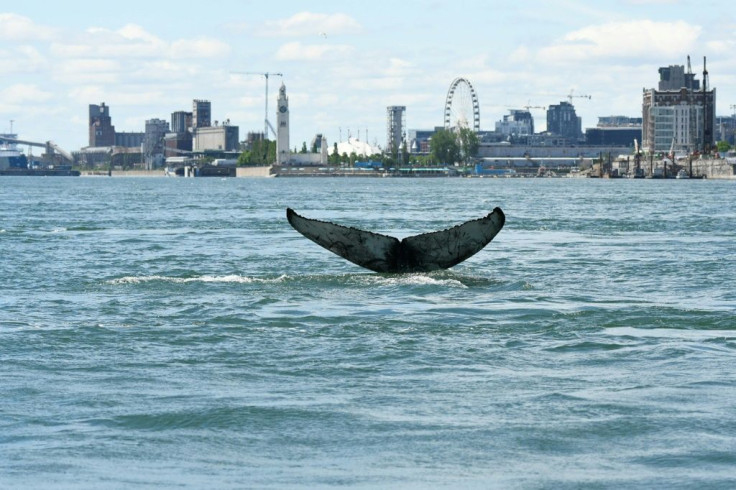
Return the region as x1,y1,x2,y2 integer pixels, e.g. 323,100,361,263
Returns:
286,207,505,273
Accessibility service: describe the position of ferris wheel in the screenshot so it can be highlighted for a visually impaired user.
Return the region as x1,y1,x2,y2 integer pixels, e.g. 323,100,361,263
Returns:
443,77,480,132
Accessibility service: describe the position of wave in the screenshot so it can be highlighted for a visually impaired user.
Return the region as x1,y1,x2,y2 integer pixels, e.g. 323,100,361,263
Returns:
353,273,469,288
106,274,290,285
604,326,736,340
106,270,511,291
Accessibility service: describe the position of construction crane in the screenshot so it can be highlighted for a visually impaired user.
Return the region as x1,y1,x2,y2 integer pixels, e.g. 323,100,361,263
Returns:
566,89,591,104
703,56,711,154
532,91,591,105
232,71,283,139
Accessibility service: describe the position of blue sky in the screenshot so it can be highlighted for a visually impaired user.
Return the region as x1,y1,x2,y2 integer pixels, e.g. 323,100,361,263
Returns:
1,0,734,152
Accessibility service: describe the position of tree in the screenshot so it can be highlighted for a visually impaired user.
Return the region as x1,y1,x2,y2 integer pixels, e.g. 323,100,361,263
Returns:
458,127,479,164
430,128,460,164
238,139,276,165
328,143,340,165
300,142,308,154
716,140,731,154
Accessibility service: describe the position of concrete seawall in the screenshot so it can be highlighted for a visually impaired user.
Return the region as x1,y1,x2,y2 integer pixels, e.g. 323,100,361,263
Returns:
236,166,274,178
81,166,274,178
81,170,164,177
688,159,736,179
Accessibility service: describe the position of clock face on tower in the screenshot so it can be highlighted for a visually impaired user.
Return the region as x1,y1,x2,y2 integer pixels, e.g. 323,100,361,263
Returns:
279,105,287,113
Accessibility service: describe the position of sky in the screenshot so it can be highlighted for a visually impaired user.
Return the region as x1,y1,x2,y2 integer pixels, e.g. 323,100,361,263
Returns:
1,0,735,153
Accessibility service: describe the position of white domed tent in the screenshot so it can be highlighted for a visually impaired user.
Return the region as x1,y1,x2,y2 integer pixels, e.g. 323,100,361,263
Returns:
330,137,380,157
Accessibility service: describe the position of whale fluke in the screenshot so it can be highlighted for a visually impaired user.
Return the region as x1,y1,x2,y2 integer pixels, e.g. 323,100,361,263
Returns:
286,207,505,273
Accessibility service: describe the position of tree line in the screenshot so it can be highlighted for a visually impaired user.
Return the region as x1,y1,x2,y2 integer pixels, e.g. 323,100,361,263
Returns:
237,127,479,167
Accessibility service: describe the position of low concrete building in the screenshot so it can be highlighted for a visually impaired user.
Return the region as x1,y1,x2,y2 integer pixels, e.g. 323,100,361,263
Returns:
194,124,239,152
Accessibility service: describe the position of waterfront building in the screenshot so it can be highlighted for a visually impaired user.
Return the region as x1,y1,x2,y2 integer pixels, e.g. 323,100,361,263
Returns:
193,124,239,152
276,83,290,165
386,106,406,155
585,115,642,147
496,110,534,142
164,132,192,157
546,101,582,141
143,118,170,169
192,100,211,129
717,116,736,146
115,131,144,148
642,61,715,154
289,134,328,166
657,64,700,91
172,111,192,133
408,129,439,155
585,127,641,147
89,103,115,147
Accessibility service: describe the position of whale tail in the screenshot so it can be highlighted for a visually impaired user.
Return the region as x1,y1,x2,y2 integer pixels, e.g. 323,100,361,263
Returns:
286,208,505,273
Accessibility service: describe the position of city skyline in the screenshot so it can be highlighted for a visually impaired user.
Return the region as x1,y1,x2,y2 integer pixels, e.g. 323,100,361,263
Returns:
1,0,735,153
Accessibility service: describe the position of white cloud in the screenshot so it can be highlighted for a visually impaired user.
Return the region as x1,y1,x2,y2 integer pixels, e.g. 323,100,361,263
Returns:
54,59,122,85
50,24,228,60
0,45,47,74
347,77,404,91
706,39,735,55
508,45,532,64
538,20,701,64
68,86,108,105
275,41,354,61
170,37,230,59
0,13,57,41
236,96,264,109
259,12,362,37
384,57,415,77
0,84,54,104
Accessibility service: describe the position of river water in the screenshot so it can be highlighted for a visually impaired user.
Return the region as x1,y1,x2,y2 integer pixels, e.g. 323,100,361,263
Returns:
2,176,735,488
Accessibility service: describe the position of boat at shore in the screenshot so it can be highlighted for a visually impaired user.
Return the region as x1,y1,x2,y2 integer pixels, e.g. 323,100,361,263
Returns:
0,138,79,176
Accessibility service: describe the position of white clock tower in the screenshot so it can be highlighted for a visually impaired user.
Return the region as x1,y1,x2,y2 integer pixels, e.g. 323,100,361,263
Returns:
276,83,290,165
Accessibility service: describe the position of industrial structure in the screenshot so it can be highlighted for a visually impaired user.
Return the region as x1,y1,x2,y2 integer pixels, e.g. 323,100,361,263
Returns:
88,103,116,147
642,56,715,154
386,106,406,155
142,118,169,169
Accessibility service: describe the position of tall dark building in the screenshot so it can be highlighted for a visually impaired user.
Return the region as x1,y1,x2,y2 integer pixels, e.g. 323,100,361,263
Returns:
171,111,192,134
192,100,211,129
89,103,115,147
546,101,581,141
